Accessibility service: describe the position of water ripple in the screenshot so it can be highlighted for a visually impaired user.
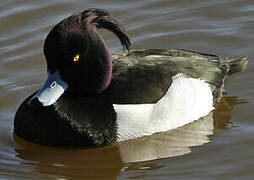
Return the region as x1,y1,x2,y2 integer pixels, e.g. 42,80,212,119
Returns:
0,0,253,179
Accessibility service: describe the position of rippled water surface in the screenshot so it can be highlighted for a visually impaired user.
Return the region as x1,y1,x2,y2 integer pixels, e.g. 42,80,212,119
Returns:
0,0,254,179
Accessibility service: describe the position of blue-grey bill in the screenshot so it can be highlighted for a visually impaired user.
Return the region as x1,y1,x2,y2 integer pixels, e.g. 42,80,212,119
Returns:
28,71,68,106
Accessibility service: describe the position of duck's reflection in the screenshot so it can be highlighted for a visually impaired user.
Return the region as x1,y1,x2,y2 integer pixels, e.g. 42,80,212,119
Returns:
119,96,247,162
13,96,243,178
13,135,123,179
119,112,214,162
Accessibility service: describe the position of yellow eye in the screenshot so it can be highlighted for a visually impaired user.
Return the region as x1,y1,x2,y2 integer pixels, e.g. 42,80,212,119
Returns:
73,55,80,62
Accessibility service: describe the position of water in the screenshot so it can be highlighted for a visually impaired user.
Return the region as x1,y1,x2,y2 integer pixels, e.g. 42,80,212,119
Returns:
0,0,254,179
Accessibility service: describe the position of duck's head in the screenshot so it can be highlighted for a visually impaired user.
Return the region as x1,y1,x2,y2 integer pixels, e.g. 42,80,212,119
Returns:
29,8,131,106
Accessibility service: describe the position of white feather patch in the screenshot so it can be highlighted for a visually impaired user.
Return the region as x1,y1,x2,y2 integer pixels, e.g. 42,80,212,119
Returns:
114,73,214,141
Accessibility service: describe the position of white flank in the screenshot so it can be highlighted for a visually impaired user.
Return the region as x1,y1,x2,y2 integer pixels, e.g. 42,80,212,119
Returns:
114,73,214,142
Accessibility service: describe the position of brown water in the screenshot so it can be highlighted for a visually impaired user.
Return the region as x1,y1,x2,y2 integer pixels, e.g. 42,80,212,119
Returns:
0,0,253,179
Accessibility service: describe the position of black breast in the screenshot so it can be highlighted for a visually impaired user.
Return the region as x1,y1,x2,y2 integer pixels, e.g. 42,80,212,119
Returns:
14,94,117,147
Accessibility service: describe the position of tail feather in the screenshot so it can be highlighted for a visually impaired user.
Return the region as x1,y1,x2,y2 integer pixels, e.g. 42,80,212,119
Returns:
227,57,248,75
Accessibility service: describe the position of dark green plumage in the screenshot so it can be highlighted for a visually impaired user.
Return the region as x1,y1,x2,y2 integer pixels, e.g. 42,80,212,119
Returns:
107,49,247,105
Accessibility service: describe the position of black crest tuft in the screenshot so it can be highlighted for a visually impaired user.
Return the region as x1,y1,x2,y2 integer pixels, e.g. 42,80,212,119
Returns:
81,8,131,51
